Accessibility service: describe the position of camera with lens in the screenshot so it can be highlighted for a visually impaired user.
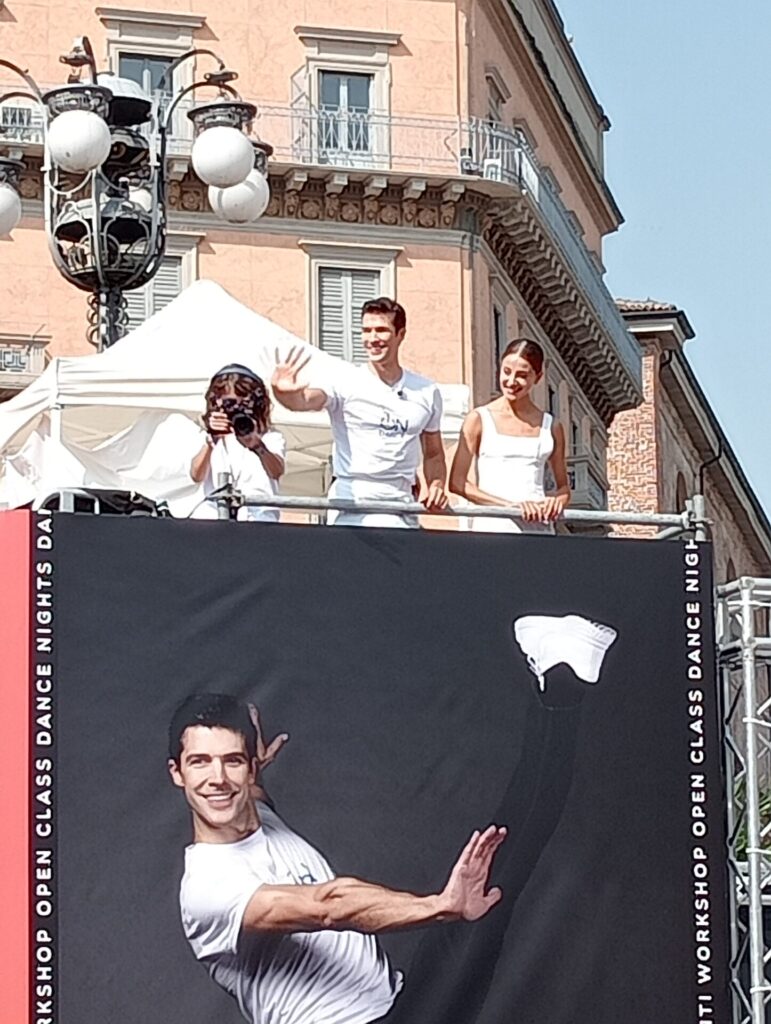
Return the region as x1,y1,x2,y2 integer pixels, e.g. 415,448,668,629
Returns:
219,396,256,438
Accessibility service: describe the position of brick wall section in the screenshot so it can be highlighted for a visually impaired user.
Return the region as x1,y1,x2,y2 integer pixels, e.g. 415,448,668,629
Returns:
608,346,764,575
606,351,660,537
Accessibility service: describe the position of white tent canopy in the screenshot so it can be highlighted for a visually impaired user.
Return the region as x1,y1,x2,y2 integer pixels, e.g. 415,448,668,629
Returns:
0,280,469,512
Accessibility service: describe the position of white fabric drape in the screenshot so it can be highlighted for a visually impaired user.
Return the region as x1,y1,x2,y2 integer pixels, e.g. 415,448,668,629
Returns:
0,280,469,510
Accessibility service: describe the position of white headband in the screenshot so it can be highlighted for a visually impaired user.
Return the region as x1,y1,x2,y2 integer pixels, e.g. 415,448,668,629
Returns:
513,614,618,691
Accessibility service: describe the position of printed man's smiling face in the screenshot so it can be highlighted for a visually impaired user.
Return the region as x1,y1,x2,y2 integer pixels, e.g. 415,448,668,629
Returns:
169,725,256,832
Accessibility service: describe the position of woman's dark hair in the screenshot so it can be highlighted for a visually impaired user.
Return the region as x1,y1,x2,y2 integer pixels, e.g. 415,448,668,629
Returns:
168,693,257,764
205,368,272,434
361,296,406,334
500,338,545,376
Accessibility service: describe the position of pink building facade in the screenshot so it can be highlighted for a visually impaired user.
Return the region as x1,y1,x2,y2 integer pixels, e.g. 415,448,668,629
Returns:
0,0,640,512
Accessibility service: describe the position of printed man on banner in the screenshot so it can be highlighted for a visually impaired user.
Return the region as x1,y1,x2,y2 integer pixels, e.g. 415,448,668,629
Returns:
169,693,506,1024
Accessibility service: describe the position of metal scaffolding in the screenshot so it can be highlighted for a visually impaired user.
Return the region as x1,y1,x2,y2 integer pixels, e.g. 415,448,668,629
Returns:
718,577,771,1023
205,479,710,538
34,484,710,537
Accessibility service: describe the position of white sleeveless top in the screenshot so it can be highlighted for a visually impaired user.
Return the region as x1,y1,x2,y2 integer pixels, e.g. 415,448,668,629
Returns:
470,407,555,534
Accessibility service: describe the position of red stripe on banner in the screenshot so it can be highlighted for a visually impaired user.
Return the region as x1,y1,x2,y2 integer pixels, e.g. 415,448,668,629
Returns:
0,511,31,1024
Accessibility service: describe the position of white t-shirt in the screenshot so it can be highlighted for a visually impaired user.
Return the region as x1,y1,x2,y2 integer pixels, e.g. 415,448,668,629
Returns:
191,430,286,522
325,367,442,496
179,803,402,1024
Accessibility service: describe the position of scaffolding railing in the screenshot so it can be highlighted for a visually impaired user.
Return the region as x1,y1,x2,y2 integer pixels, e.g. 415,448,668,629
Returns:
198,481,708,539
33,484,710,539
717,577,771,1023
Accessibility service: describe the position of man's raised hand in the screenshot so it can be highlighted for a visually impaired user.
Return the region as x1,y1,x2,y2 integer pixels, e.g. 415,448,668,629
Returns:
440,825,507,921
271,346,312,397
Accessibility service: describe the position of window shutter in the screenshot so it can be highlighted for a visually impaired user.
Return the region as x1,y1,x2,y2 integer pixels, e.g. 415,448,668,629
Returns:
318,268,347,360
123,255,183,332
350,270,379,363
124,288,149,332
151,256,183,314
318,267,379,363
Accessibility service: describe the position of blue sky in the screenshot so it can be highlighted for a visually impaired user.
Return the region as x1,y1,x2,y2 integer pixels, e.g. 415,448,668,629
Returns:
556,0,771,512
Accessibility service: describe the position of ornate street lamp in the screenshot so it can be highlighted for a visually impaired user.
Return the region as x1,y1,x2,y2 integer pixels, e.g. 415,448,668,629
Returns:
0,37,272,348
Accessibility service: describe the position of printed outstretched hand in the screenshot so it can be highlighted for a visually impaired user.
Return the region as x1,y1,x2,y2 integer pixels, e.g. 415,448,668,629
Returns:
249,703,289,771
271,346,312,395
441,825,507,921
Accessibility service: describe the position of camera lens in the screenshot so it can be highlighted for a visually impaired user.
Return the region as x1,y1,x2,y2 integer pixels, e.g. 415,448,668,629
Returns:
231,412,255,437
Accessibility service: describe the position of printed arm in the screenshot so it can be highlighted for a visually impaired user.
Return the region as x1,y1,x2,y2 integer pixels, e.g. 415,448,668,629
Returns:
241,825,506,935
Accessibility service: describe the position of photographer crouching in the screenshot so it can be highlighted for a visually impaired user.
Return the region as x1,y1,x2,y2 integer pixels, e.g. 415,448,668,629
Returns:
190,364,285,522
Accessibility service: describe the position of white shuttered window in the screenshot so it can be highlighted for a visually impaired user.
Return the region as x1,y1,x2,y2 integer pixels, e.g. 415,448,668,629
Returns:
125,255,183,331
318,267,379,363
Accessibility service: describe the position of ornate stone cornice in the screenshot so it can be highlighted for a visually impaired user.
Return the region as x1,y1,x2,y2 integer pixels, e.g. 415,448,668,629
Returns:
165,172,478,231
16,158,487,232
483,198,641,424
14,153,637,424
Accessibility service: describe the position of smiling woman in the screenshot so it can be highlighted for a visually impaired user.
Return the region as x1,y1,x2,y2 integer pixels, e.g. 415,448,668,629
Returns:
449,338,571,533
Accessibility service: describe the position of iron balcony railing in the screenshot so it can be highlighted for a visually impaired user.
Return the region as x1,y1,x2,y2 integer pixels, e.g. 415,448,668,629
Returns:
0,96,635,376
256,106,637,378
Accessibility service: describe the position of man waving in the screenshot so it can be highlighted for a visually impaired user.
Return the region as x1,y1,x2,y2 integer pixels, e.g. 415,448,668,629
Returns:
271,297,449,527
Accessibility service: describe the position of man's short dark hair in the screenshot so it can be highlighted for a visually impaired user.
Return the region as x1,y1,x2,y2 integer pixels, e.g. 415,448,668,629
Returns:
168,693,257,763
361,296,406,334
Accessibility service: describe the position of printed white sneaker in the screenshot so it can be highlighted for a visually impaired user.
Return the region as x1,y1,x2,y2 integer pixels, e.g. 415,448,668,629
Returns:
513,614,618,691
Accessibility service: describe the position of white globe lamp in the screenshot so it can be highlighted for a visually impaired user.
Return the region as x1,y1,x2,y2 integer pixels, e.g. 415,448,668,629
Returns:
129,186,154,213
192,126,254,188
208,170,270,224
0,184,22,236
47,109,112,174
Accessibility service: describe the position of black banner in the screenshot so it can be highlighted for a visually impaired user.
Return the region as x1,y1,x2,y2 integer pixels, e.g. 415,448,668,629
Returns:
36,514,729,1024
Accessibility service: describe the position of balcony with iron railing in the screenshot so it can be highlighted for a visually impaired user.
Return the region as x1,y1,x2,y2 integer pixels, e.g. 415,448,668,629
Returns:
566,447,608,511
0,97,640,406
253,105,638,386
0,331,49,399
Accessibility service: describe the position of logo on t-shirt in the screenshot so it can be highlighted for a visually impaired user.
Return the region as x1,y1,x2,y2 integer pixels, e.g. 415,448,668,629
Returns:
296,863,318,884
378,410,408,438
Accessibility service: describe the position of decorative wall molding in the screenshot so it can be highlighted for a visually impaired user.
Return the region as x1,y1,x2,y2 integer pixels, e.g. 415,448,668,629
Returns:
13,151,635,423
294,25,401,50
96,7,206,31
165,172,480,232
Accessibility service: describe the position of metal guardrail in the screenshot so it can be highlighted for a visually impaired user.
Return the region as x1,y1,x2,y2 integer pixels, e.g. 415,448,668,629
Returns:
209,481,704,534
32,486,708,540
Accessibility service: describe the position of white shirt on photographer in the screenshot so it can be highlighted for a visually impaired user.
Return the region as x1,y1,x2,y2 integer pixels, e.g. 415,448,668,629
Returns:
180,802,402,1024
191,430,286,522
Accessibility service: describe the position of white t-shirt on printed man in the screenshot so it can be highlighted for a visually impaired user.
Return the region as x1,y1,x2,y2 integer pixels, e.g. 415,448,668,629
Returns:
180,802,402,1024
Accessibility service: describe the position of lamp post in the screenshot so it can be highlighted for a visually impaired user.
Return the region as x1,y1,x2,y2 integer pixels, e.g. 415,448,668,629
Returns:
0,36,272,349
